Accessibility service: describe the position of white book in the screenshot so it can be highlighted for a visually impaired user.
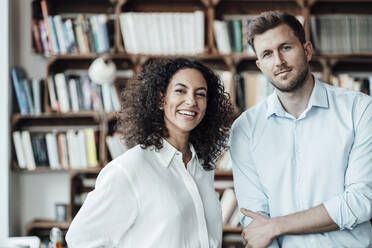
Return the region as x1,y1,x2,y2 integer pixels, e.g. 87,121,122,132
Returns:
150,13,161,54
53,15,67,54
77,130,88,168
48,75,58,111
32,79,42,115
227,206,241,227
21,131,36,170
46,133,60,169
66,130,79,169
163,13,176,55
194,10,204,54
173,13,183,54
64,19,77,53
220,188,237,224
183,13,194,54
54,73,70,113
119,13,136,54
68,78,79,112
105,136,117,160
97,14,110,52
13,131,27,169
213,20,232,54
111,84,121,112
90,15,101,53
112,135,124,157
102,83,113,112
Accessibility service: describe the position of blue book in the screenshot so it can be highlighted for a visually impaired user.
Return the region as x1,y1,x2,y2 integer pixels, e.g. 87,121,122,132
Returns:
48,16,60,54
11,67,29,114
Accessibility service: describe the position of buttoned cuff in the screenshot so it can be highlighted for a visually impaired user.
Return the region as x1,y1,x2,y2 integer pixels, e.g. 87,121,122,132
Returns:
324,195,358,230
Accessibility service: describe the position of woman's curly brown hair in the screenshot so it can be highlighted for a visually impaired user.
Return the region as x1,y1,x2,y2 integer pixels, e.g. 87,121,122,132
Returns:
118,58,233,170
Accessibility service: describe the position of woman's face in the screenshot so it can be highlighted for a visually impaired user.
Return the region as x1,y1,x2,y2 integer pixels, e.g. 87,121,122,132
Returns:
163,68,208,137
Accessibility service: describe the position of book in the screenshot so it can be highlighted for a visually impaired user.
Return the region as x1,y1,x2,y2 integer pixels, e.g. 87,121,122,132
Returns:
11,67,29,114
13,131,27,169
213,20,232,54
22,79,35,115
40,0,54,53
21,131,36,170
30,133,49,167
85,128,98,167
47,75,60,112
46,132,61,169
54,73,70,113
57,133,69,169
32,79,42,115
32,19,43,53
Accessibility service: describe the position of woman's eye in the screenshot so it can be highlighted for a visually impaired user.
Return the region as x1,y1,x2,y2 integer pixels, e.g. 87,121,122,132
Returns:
175,89,185,93
196,93,206,97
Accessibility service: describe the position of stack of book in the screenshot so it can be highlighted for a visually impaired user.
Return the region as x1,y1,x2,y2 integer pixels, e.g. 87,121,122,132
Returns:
33,0,112,55
47,71,123,113
119,11,204,55
13,128,99,170
11,67,43,115
311,14,372,54
213,15,304,55
220,188,241,228
330,73,372,95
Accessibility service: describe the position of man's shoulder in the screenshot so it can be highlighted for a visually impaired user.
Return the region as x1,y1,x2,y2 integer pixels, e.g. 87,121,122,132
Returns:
232,100,268,131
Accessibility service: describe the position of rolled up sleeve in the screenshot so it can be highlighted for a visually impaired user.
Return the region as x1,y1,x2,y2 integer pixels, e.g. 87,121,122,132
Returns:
230,118,280,248
324,96,372,230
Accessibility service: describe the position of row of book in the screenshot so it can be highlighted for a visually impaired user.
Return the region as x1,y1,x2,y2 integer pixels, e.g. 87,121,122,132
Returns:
330,73,372,95
48,71,121,113
13,128,99,170
11,67,43,115
106,132,128,160
34,0,111,55
311,15,372,54
119,11,204,55
213,15,304,55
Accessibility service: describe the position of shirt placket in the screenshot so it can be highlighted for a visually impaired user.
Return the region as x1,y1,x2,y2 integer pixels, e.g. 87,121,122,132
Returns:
174,153,210,248
294,120,303,211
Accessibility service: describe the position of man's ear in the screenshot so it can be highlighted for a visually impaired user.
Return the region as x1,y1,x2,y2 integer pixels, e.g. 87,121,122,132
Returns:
303,41,313,62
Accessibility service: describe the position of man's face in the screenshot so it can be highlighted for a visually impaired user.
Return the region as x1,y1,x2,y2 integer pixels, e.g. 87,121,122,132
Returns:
254,24,312,92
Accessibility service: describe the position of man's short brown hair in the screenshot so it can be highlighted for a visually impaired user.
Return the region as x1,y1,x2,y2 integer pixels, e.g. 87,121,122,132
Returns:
248,11,305,52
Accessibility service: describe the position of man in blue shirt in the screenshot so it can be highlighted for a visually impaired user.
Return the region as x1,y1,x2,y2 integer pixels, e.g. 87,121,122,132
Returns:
230,11,372,248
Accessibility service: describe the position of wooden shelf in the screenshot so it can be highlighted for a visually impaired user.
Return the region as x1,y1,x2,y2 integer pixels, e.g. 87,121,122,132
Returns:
13,166,102,174
25,219,70,232
223,225,242,233
12,112,102,125
215,169,233,177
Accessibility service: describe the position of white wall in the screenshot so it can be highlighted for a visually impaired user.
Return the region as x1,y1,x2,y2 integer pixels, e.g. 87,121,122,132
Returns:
9,0,69,236
0,0,10,238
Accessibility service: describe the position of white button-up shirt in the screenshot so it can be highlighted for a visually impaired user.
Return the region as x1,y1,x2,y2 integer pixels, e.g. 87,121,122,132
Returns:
66,139,222,248
230,77,372,248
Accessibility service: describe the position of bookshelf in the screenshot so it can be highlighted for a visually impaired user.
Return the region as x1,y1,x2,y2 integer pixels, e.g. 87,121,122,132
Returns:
10,0,372,246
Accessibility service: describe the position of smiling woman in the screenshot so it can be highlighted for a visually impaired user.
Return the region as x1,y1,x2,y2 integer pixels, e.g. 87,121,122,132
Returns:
65,58,233,248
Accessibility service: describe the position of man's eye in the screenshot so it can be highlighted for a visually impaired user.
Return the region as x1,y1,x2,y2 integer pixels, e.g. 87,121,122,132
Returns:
283,46,291,50
263,52,270,58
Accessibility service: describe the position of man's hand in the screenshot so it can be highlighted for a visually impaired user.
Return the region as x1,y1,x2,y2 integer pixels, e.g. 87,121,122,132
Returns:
240,208,280,248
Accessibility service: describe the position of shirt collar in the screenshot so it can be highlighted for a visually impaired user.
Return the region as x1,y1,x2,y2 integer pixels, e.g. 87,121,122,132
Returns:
155,138,197,168
265,75,329,118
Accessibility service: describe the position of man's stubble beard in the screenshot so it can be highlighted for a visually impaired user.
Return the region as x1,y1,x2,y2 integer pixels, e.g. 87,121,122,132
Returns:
270,60,310,93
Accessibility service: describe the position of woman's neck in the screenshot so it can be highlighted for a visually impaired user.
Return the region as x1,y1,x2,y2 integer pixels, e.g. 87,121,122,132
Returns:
165,134,192,166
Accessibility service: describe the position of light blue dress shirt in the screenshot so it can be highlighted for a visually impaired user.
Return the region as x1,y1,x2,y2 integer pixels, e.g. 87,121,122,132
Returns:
230,77,372,248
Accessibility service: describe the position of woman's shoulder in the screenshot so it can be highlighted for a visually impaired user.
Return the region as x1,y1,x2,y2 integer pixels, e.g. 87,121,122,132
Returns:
106,144,154,175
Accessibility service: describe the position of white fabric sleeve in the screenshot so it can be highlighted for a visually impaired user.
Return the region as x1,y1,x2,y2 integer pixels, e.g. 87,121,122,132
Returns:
230,118,280,248
324,96,372,230
66,162,139,247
